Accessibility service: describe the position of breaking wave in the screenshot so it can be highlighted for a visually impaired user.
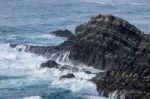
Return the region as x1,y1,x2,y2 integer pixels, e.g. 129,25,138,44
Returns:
0,43,107,99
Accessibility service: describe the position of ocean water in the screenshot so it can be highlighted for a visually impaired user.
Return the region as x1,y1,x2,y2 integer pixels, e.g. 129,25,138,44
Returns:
0,0,150,99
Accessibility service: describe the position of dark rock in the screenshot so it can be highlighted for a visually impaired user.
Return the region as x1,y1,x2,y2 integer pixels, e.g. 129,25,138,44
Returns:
9,14,150,99
9,43,72,57
69,14,142,70
84,71,92,74
68,14,150,98
59,65,79,72
40,60,60,68
49,29,74,38
9,44,18,48
59,73,75,80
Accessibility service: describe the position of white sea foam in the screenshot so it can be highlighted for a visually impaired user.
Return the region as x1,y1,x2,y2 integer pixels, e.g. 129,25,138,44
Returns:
85,95,108,99
22,96,43,99
31,60,101,98
0,43,107,98
0,43,46,88
50,68,99,97
49,51,71,65
0,44,16,59
40,34,61,39
41,33,67,38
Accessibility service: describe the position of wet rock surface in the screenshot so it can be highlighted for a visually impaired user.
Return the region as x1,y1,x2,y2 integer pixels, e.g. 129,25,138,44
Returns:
69,14,142,70
10,41,72,57
69,14,150,98
72,14,150,98
10,14,150,99
49,29,74,38
40,60,60,68
59,73,75,80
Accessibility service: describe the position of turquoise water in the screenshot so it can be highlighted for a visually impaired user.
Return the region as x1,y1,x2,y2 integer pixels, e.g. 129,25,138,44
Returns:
0,0,150,99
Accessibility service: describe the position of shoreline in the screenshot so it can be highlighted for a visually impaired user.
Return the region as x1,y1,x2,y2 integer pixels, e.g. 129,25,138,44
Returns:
10,14,150,99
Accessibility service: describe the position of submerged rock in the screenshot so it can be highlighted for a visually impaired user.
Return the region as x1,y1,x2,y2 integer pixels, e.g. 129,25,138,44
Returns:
49,29,74,38
40,60,60,68
59,73,75,80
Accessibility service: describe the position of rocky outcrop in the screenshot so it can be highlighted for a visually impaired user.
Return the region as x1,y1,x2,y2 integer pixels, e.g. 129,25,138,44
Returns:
59,73,75,80
40,60,60,68
49,29,74,38
10,40,73,57
69,14,142,70
10,14,150,99
69,14,150,98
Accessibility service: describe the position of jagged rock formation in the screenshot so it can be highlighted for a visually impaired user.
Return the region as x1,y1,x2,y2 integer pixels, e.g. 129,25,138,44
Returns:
10,14,150,99
70,14,150,99
69,14,150,99
69,14,142,70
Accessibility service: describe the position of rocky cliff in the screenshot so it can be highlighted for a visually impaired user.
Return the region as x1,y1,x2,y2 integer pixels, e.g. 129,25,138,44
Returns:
69,14,142,70
10,14,150,99
70,14,150,99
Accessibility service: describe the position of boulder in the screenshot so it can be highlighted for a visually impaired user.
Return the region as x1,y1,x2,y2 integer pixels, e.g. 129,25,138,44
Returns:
59,73,75,80
49,29,74,38
40,60,60,68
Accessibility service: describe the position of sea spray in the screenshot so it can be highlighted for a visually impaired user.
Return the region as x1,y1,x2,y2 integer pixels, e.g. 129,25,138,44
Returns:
4,43,106,99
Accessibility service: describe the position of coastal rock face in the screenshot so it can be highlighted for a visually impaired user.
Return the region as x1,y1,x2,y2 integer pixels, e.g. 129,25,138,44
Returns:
10,42,72,57
49,29,74,38
53,14,150,98
69,14,142,70
10,14,150,99
68,14,150,98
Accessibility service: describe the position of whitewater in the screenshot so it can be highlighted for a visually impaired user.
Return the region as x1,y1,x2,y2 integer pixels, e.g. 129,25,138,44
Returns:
0,43,107,99
0,0,150,99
